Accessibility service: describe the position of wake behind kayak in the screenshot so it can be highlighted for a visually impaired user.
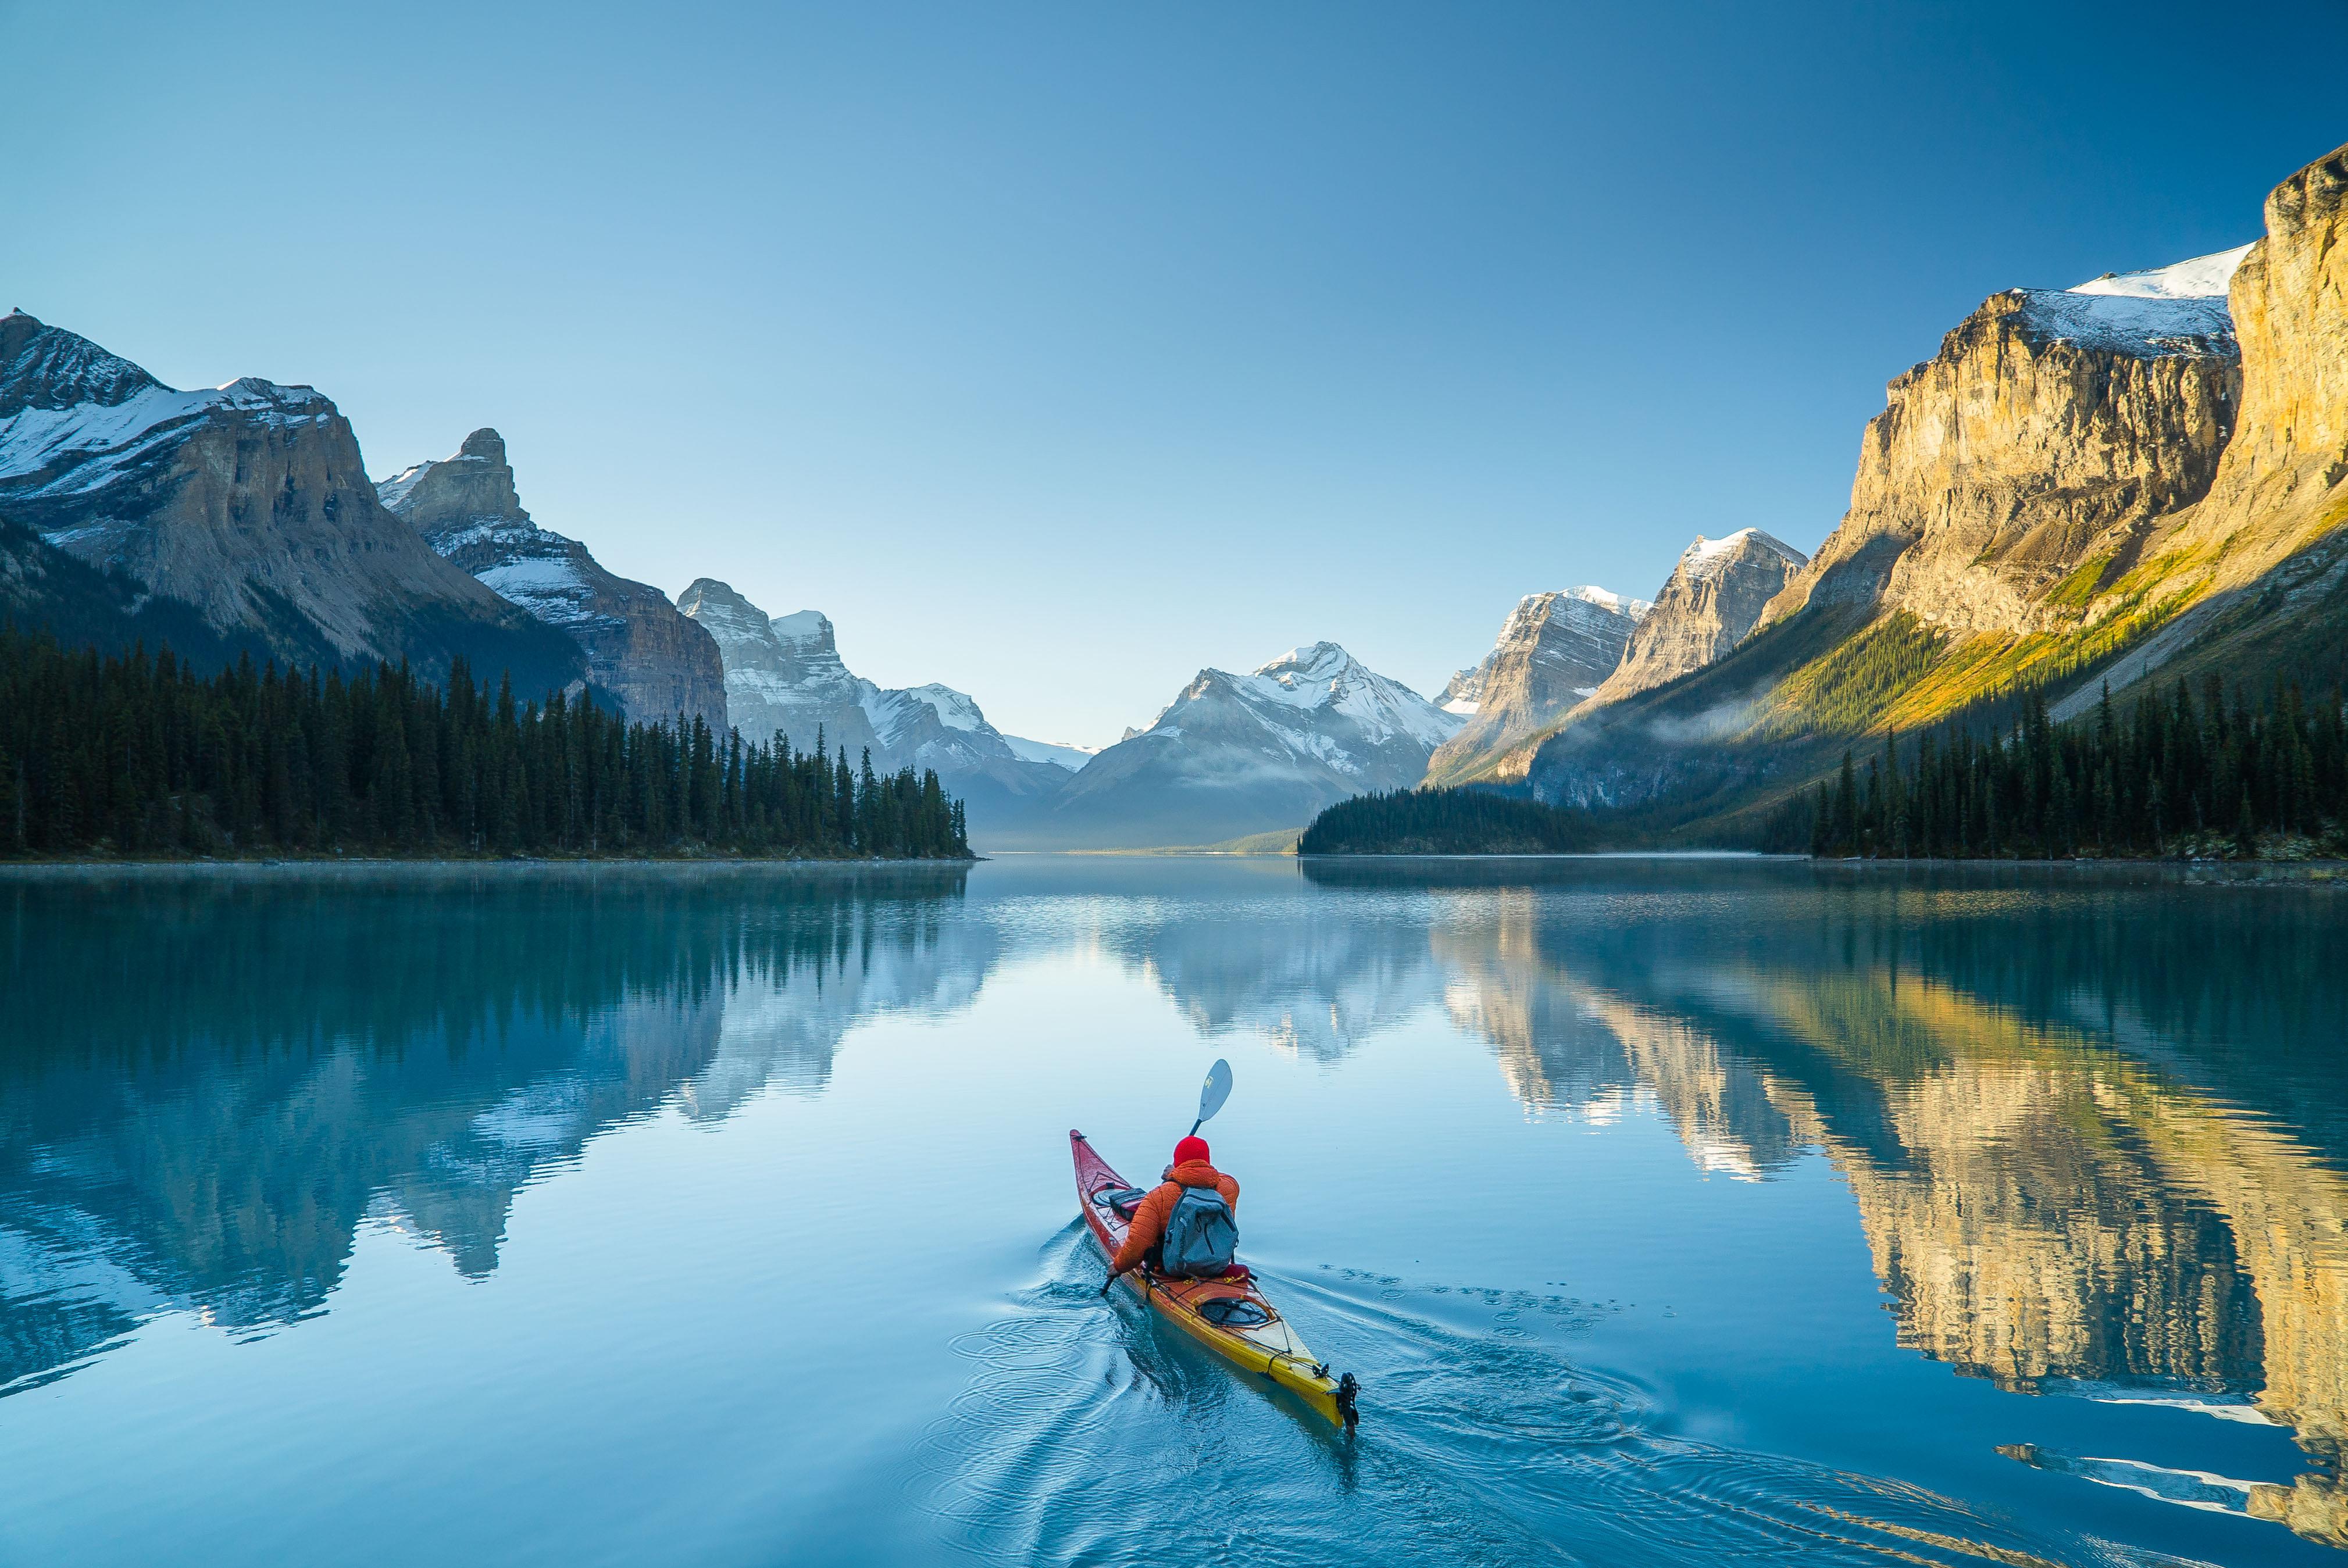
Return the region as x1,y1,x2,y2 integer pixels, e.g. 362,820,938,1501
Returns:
1071,1129,1360,1432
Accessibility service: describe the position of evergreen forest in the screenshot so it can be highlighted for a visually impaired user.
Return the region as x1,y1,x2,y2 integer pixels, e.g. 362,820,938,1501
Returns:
1300,787,1597,856
0,630,970,860
1772,677,2348,859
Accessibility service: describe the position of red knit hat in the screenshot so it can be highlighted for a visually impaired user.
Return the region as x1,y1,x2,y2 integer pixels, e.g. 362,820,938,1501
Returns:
1173,1135,1211,1166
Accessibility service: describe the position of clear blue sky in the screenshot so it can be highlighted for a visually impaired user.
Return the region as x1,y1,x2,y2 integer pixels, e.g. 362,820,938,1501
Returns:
5,2,2343,745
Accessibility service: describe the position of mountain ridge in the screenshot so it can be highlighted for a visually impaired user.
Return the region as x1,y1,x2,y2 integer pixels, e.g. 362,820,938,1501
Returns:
378,428,727,727
1499,141,2348,836
0,313,584,696
989,641,1461,849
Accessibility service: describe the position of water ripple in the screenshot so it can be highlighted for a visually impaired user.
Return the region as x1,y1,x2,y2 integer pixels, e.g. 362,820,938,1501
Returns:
912,1226,2198,1567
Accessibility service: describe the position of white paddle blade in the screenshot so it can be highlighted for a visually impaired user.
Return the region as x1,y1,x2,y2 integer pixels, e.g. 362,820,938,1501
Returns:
1197,1058,1233,1126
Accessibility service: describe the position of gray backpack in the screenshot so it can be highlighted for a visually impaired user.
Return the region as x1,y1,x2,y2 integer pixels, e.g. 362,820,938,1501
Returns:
1159,1184,1238,1278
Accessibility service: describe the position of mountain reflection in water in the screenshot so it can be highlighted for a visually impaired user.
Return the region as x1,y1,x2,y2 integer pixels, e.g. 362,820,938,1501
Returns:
0,867,984,1396
1297,859,2348,1550
3,857,2346,1563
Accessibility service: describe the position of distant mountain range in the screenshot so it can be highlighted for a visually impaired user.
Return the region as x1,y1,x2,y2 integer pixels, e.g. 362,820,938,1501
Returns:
984,641,1462,850
675,577,1076,831
11,138,2348,855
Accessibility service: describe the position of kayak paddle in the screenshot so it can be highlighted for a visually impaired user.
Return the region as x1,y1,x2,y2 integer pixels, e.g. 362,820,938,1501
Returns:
1101,1058,1235,1296
1190,1058,1233,1137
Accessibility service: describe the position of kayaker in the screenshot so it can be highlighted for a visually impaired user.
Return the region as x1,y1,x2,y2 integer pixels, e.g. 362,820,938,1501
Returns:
1105,1135,1240,1283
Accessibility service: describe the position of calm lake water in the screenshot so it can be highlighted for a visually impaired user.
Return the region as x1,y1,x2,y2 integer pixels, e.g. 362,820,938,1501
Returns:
3,856,2346,1566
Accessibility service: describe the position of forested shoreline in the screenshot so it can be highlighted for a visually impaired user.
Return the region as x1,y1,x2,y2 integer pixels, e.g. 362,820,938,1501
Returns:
1772,678,2348,860
1298,787,1597,855
1301,677,2348,863
0,630,971,861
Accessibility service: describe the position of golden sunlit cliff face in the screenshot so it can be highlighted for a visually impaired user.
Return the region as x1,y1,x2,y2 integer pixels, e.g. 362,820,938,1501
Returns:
1515,141,2348,822
2071,145,2348,712
1762,290,2241,641
1427,916,2348,1548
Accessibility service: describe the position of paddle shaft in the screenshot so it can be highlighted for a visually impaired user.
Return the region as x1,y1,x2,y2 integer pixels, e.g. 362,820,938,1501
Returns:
1103,1059,1232,1294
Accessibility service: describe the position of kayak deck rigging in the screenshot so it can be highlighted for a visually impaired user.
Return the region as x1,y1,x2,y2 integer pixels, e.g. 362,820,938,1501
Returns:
1070,1130,1359,1432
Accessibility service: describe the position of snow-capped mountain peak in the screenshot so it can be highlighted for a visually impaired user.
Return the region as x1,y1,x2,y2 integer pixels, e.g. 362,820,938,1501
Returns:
902,681,987,733
1256,640,1355,685
1423,583,1650,783
1678,528,1805,582
2001,244,2252,359
770,609,833,645
1559,584,1654,620
1,315,337,498
1029,640,1462,848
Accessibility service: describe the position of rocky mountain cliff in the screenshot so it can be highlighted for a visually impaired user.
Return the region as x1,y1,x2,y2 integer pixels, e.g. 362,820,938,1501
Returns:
1589,530,1805,706
1507,141,2348,827
378,430,726,727
1758,254,2244,640
997,642,1461,850
1425,588,1647,785
2050,144,2348,715
0,314,582,694
676,578,1067,837
677,580,883,756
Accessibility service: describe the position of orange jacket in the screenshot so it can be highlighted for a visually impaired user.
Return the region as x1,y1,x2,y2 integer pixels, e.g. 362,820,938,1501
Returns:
1111,1159,1240,1273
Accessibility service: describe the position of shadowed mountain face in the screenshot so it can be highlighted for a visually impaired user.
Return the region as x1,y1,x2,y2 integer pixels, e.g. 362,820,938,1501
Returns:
675,578,1067,840
379,430,727,727
0,867,987,1394
0,315,583,695
1427,589,1649,786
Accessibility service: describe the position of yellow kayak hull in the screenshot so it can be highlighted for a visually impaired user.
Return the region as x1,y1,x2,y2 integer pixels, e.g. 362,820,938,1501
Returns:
1072,1130,1358,1431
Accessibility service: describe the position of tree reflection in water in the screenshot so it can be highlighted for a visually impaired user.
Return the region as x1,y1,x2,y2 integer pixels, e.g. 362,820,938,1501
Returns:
1297,857,2348,1549
0,866,986,1395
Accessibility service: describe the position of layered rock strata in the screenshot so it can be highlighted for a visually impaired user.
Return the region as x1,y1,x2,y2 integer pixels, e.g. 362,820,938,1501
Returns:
379,430,726,727
1427,587,1647,783
1761,254,2246,637
0,314,582,693
1589,530,1805,705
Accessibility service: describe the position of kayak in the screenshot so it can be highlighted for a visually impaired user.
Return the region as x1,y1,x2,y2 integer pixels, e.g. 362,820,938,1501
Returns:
1070,1129,1359,1431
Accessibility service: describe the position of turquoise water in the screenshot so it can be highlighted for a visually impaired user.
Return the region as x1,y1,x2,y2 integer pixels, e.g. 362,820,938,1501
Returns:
3,856,2345,1566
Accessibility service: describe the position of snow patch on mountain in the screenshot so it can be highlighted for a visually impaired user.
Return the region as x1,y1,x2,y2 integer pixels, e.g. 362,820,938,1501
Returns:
904,682,987,733
1681,528,1805,580
0,377,334,498
1002,735,1097,770
1559,584,1653,621
2069,244,2252,300
476,555,597,626
772,609,832,645
2012,289,2235,357
1999,247,2251,359
1232,642,1462,751
1439,666,1483,716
